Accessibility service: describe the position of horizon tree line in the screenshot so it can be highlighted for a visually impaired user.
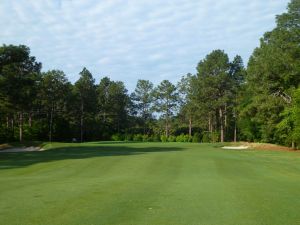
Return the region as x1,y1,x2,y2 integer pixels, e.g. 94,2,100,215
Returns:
0,0,299,148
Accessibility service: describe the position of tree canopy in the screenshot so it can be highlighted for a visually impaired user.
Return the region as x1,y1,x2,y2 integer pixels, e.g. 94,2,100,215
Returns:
0,0,299,148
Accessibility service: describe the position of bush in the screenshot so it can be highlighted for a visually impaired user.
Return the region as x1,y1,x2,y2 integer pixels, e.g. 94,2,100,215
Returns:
211,132,220,143
202,132,211,143
168,135,176,142
183,134,190,142
133,134,143,142
160,135,168,142
192,133,201,143
176,134,184,142
201,132,219,142
147,135,153,142
124,134,133,141
101,132,111,141
152,134,161,142
176,134,190,142
142,134,149,142
111,133,123,141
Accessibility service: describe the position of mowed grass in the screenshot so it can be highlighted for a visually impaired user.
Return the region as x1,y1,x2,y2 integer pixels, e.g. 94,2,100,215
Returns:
1,142,300,225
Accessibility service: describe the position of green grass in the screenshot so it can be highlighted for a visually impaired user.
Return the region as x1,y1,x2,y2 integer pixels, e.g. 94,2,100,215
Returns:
1,142,300,225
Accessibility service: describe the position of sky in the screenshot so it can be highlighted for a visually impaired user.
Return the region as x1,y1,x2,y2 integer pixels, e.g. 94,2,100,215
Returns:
0,0,289,91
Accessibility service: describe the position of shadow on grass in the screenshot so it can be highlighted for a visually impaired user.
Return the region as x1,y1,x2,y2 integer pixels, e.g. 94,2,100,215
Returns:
0,144,184,170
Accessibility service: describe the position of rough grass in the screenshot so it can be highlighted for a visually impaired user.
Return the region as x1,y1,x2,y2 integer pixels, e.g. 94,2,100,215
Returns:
0,142,300,225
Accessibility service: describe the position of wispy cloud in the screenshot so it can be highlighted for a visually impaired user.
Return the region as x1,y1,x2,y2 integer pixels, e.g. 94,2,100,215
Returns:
0,0,289,91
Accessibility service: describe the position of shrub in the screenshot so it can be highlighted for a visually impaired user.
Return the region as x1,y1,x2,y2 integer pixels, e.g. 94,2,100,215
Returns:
168,135,176,142
175,134,190,142
202,132,211,143
192,133,201,143
111,133,123,141
124,134,133,141
211,132,220,143
147,135,153,142
101,132,111,141
183,134,190,142
176,134,185,142
152,134,161,142
142,134,149,142
133,134,143,142
160,135,168,142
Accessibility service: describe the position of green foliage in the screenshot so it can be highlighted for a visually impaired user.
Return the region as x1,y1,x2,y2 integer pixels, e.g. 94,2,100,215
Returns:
192,49,239,142
97,77,129,134
240,0,300,146
151,134,161,142
0,0,299,147
168,135,176,142
124,134,133,141
131,80,154,134
0,127,12,143
39,70,70,142
276,88,300,148
160,135,168,142
176,134,184,142
211,132,220,143
74,67,97,142
175,134,190,142
133,134,143,142
192,133,201,143
201,132,219,143
202,132,211,143
111,133,124,141
142,134,149,142
184,134,191,142
0,44,42,142
153,80,179,136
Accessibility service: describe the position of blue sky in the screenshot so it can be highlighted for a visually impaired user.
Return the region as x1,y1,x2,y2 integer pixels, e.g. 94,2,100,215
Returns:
0,0,289,91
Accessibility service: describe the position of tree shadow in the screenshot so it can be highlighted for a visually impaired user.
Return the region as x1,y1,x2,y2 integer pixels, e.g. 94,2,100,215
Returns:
0,144,184,170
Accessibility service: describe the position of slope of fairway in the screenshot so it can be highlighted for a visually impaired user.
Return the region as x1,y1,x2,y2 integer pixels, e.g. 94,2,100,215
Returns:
1,142,300,225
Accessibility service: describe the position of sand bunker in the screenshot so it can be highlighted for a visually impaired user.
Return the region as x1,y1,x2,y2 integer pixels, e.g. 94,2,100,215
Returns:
0,146,43,153
222,146,249,150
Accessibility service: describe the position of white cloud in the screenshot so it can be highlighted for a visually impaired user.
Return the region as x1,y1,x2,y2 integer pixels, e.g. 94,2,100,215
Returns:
0,0,289,91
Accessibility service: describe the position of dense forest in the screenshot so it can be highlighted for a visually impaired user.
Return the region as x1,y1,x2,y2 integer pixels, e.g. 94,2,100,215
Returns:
0,0,299,148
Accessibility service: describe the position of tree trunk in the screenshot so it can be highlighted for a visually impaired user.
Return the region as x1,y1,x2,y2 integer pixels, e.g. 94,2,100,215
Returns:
224,103,227,128
80,102,84,143
292,141,295,150
208,113,213,142
233,109,237,142
165,107,169,137
143,107,146,135
219,108,224,142
189,116,192,137
19,112,23,142
6,116,9,128
11,118,14,139
208,115,211,133
165,121,168,137
165,101,169,137
29,112,32,127
143,115,146,135
234,120,237,143
209,113,214,133
49,107,53,142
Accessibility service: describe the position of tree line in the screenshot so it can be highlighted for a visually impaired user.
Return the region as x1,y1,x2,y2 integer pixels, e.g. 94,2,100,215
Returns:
0,0,299,148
